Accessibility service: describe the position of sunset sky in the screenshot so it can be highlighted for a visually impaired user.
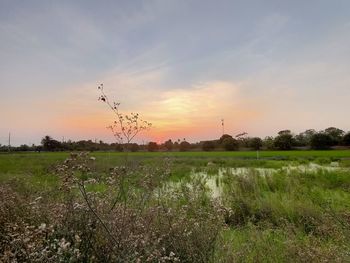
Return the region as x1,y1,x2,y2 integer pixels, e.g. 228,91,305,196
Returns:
1,0,350,146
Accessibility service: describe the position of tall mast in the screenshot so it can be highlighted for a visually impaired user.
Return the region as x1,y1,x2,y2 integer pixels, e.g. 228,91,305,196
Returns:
221,119,224,135
8,132,11,152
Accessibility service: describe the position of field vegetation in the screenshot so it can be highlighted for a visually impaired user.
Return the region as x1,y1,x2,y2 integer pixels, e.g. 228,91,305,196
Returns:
0,151,349,262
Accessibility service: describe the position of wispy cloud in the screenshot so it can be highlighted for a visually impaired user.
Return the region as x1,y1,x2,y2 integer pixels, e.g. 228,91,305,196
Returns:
1,1,350,145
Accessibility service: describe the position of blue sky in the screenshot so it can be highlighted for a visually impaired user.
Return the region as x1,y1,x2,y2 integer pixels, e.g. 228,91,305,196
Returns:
1,0,350,145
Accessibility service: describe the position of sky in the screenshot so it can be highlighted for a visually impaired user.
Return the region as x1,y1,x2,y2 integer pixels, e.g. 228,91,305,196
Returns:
1,0,350,146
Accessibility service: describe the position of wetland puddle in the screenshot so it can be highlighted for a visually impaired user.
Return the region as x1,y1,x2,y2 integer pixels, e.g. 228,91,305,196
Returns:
164,162,347,199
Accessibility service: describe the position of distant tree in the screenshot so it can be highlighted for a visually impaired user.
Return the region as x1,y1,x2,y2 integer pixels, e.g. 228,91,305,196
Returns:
274,131,294,150
249,137,263,150
18,144,30,151
263,136,275,150
324,127,345,146
41,135,62,151
310,133,333,150
235,132,249,148
222,137,239,151
278,130,291,135
235,132,248,139
35,145,43,152
343,132,350,146
147,142,158,152
173,141,179,150
41,135,52,146
219,134,233,144
113,143,123,152
295,129,316,146
179,141,191,152
164,139,173,151
129,143,139,152
202,141,215,151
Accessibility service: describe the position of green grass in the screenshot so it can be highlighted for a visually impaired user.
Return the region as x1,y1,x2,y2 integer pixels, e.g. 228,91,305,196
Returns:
216,167,350,262
1,150,349,191
1,150,349,262
2,149,350,174
97,149,350,159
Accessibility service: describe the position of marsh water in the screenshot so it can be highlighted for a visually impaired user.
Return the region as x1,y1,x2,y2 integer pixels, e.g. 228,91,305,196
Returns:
164,162,348,198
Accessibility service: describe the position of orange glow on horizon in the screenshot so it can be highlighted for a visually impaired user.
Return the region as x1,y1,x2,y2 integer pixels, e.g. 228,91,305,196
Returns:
53,81,264,143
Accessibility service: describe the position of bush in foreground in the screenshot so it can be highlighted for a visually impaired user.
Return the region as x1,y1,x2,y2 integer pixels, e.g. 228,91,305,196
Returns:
0,153,222,262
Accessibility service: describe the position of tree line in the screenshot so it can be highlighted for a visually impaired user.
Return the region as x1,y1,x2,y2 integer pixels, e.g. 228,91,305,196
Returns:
1,127,350,152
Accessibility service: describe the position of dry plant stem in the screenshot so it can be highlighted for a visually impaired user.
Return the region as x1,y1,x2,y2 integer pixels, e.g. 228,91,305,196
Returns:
77,181,118,246
137,191,152,215
98,84,151,212
109,174,128,212
82,230,94,261
98,84,151,148
99,88,128,143
109,187,122,212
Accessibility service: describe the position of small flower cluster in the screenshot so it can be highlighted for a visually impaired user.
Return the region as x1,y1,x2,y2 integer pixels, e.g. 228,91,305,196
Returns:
55,152,97,191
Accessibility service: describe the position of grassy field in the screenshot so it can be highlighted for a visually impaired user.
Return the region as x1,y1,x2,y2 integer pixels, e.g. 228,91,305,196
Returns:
2,149,350,171
1,150,349,262
2,150,350,183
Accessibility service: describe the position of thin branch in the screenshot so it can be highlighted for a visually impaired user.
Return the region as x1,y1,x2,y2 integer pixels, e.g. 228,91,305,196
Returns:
77,180,118,246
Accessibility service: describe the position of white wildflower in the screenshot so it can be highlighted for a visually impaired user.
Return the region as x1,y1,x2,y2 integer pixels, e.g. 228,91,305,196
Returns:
74,248,81,258
59,238,71,250
35,196,42,201
75,234,81,243
38,223,46,231
73,202,83,210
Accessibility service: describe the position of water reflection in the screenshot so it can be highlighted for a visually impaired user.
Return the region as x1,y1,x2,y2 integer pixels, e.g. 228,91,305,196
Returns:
164,163,347,199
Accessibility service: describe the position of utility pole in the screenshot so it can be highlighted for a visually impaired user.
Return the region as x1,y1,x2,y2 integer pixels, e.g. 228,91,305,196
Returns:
221,119,225,135
8,132,11,153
